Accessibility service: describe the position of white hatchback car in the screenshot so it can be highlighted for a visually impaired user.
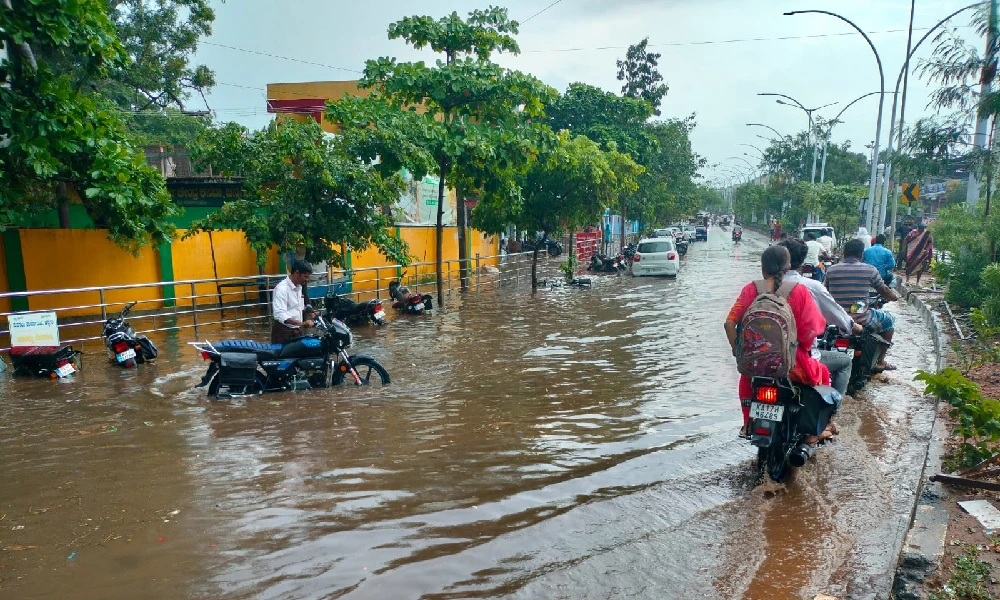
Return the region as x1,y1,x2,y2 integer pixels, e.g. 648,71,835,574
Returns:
632,238,680,277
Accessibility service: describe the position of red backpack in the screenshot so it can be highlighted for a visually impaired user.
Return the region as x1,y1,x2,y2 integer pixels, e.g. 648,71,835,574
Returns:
737,280,799,378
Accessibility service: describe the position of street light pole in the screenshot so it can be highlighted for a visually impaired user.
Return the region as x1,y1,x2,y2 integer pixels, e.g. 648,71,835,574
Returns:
820,91,883,183
786,10,885,233
759,94,838,184
746,123,785,140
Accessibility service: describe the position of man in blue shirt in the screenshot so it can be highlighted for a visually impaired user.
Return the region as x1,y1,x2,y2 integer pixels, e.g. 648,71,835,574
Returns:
863,233,896,287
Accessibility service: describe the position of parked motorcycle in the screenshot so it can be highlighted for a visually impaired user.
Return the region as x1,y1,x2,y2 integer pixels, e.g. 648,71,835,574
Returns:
9,345,81,378
623,243,638,266
587,253,626,273
545,238,564,257
191,313,389,398
324,294,386,326
102,301,158,367
675,238,689,256
388,281,433,314
745,376,840,482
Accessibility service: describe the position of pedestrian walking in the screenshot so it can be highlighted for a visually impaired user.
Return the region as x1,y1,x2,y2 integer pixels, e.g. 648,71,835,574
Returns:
902,222,934,285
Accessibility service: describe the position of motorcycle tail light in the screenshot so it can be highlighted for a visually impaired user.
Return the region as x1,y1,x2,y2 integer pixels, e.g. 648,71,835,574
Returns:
854,349,862,357
375,303,382,312
755,386,779,404
113,341,129,353
200,351,211,361
754,427,772,436
834,338,850,348
633,254,641,262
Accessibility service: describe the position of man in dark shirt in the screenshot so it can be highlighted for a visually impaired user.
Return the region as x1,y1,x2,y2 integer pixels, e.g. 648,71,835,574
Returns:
825,239,900,371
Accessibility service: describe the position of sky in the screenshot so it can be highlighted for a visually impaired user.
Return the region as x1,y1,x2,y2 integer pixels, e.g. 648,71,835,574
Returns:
192,0,985,185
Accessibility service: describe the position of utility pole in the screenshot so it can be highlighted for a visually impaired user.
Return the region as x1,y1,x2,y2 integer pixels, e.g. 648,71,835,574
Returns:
969,0,999,206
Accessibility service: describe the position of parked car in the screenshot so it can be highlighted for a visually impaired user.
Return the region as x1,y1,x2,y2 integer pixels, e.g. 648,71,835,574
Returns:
695,226,708,241
652,228,675,238
682,225,697,241
631,238,680,277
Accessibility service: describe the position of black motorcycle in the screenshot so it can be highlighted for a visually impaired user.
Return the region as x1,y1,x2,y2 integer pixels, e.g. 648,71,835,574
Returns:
675,238,689,256
9,345,81,378
745,377,840,482
817,294,892,394
192,314,389,398
388,281,433,314
732,229,743,244
623,243,638,265
325,294,386,326
102,301,158,368
587,253,625,273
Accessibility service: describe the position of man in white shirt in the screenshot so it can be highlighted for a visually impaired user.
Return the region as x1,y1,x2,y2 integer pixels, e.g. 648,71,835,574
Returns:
817,232,834,255
804,232,824,267
780,239,862,396
271,260,316,343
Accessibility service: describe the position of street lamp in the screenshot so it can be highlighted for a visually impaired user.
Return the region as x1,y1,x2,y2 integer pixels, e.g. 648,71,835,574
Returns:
739,143,766,160
759,92,838,184
746,123,785,140
785,9,885,233
819,91,883,183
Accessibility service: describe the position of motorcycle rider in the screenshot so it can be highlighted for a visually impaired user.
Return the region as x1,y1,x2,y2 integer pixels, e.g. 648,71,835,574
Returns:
825,239,900,372
803,232,827,282
271,260,316,344
863,233,896,287
732,225,743,242
780,239,863,397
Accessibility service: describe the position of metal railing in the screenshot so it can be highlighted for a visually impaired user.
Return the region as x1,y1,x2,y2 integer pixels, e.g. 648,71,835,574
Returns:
0,249,563,353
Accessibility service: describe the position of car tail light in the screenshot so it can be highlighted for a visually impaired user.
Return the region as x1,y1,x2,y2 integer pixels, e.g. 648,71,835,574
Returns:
633,254,641,262
755,386,779,404
113,341,129,353
834,338,850,348
667,252,677,260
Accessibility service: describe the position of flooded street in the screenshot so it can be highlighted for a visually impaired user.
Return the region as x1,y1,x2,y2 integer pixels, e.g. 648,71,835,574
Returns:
0,230,937,600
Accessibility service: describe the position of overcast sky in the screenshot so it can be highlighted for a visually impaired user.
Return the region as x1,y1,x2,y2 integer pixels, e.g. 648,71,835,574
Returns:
193,0,983,185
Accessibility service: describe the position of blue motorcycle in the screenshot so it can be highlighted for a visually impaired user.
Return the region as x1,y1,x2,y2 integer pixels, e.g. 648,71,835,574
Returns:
191,314,389,398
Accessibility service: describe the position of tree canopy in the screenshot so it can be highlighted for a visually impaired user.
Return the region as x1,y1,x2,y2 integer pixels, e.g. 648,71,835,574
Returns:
0,0,178,248
188,119,409,268
617,37,669,116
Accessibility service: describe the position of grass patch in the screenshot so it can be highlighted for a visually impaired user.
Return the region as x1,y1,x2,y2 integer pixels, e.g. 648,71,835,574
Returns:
930,544,993,600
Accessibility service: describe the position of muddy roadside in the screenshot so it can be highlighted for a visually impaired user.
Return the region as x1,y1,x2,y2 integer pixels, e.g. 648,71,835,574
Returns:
893,277,1000,600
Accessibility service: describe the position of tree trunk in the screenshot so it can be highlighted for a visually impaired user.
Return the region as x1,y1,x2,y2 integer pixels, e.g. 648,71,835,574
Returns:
620,202,627,254
458,197,468,290
56,182,71,229
531,245,539,292
436,165,446,309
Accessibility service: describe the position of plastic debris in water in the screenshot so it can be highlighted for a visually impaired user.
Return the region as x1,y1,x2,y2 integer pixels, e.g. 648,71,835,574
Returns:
67,551,77,560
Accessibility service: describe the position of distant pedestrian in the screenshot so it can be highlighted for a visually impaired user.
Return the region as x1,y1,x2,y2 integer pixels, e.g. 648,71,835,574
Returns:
902,222,934,285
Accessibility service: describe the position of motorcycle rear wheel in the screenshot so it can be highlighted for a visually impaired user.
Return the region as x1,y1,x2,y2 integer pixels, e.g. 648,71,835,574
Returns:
757,443,789,484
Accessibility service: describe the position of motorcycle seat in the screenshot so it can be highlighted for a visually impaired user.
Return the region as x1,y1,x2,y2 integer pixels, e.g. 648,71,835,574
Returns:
213,340,284,358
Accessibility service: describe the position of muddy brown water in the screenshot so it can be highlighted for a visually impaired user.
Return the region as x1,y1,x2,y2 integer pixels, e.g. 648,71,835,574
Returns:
0,230,936,600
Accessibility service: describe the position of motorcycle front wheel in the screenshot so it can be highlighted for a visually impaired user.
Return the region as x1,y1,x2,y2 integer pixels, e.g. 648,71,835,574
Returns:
334,356,391,386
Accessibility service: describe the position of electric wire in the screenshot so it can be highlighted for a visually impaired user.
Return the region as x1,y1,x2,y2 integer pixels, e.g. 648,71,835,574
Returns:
522,0,567,24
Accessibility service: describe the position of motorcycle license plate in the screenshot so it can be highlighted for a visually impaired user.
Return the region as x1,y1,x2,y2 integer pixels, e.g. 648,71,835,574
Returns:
414,303,425,311
750,402,784,422
55,364,76,378
116,349,137,362
374,310,386,320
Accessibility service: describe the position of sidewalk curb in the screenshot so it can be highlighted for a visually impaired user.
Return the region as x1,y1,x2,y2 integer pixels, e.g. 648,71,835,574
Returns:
892,283,951,600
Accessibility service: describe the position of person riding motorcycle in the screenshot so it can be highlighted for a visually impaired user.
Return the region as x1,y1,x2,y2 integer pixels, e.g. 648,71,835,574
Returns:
803,232,828,282
779,239,863,397
724,245,834,443
824,239,900,372
732,225,743,242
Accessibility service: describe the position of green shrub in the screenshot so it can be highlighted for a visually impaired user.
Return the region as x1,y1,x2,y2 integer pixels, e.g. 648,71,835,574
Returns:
916,367,1000,468
558,255,577,282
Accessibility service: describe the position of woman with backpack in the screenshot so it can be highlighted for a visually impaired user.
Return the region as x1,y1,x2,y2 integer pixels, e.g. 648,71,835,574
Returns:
724,245,834,442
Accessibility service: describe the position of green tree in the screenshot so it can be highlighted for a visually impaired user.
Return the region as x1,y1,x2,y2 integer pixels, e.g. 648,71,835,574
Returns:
762,131,868,186
326,7,555,307
636,116,705,228
0,0,178,248
120,108,211,146
617,37,669,116
187,119,409,268
473,133,642,289
101,0,217,112
546,83,656,161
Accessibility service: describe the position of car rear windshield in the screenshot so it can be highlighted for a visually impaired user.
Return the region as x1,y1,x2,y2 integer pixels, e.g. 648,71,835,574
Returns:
638,241,673,253
696,226,706,232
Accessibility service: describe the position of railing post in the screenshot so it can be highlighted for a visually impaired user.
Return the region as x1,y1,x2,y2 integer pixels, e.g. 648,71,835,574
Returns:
475,253,481,293
375,267,381,300
191,282,199,338
99,289,107,322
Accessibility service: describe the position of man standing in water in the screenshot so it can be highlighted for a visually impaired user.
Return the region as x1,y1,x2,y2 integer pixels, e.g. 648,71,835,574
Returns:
271,260,316,344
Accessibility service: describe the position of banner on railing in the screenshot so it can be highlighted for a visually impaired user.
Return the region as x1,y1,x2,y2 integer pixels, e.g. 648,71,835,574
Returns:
9,312,60,347
576,232,599,261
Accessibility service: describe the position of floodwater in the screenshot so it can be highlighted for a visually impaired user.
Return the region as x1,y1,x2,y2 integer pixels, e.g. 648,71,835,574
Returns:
0,230,937,600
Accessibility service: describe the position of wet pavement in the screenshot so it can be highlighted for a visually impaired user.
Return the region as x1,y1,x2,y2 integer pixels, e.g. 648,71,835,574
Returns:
0,229,937,599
